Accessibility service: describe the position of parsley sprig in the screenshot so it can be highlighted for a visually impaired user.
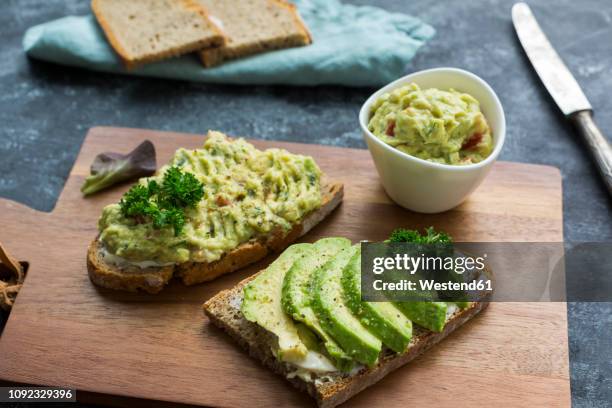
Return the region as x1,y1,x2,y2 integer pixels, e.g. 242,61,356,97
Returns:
119,167,204,235
388,227,452,244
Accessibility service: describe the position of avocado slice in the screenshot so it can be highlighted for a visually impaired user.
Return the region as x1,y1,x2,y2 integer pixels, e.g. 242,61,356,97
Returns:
342,247,412,353
393,301,448,333
312,245,382,367
387,272,449,333
295,323,322,352
242,243,313,363
282,237,354,371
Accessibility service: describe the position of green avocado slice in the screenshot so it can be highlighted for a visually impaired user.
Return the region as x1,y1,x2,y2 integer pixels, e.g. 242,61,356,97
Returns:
242,243,313,363
393,300,448,333
342,247,413,353
281,237,354,371
312,245,382,367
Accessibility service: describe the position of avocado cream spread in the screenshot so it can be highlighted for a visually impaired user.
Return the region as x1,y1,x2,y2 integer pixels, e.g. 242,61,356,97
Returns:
368,83,493,165
98,132,322,264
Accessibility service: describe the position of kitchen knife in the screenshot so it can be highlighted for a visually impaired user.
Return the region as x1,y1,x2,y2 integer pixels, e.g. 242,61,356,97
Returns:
512,2,612,196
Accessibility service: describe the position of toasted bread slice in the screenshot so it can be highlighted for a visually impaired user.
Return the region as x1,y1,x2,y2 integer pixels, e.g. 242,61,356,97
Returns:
203,276,489,408
92,0,226,68
198,0,311,67
87,181,343,294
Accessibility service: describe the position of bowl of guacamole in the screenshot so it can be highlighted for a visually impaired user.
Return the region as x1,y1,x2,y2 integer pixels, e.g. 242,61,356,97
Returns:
368,83,493,165
359,68,506,213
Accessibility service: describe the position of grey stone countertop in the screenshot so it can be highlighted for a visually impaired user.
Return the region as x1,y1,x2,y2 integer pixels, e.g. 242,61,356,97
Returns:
0,0,611,406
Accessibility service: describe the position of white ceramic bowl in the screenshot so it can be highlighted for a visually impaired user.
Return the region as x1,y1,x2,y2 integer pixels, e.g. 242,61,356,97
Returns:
359,68,506,213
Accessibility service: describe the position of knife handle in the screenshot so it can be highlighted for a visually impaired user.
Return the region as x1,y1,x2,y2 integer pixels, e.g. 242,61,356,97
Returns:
570,110,612,196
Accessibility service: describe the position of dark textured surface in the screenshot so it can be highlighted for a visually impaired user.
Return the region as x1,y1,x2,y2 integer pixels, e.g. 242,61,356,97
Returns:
0,0,611,407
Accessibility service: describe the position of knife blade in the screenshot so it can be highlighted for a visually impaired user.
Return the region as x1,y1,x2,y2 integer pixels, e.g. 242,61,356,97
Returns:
512,2,612,196
512,2,591,115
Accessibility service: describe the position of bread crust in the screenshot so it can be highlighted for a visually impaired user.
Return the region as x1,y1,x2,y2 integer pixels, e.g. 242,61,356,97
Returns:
87,240,174,294
274,0,312,44
203,276,490,408
91,0,226,69
199,0,312,67
87,182,343,293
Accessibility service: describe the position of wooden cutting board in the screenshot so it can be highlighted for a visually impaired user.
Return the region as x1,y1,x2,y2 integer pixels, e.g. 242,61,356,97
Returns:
0,127,569,407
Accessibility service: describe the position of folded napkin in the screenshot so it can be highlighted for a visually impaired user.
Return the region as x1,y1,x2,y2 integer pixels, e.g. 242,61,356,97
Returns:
23,0,434,87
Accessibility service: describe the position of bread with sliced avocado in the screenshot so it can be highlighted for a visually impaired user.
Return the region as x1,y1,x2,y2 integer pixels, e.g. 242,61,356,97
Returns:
203,239,490,408
87,132,343,294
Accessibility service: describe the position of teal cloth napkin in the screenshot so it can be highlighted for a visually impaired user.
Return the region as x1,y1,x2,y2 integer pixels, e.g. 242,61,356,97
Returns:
23,0,434,87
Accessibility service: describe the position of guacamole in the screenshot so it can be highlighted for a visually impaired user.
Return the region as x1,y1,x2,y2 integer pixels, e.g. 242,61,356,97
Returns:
98,132,322,264
368,83,493,165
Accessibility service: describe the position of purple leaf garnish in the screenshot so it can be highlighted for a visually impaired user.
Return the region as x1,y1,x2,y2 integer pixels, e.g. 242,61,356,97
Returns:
81,140,157,196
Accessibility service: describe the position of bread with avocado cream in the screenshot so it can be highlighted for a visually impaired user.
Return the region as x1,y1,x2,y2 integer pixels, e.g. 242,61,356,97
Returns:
203,238,489,408
87,131,343,293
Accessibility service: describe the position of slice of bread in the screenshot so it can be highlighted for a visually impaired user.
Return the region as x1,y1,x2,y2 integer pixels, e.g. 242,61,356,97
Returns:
87,181,343,294
92,0,226,68
198,0,312,67
203,276,489,408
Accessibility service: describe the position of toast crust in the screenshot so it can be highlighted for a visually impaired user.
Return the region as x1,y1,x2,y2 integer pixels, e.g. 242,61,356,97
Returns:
203,275,490,408
276,0,312,44
92,0,226,69
199,0,312,67
87,181,343,293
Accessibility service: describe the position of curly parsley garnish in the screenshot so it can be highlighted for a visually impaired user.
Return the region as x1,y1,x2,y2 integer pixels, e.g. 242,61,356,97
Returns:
119,167,204,235
388,227,452,244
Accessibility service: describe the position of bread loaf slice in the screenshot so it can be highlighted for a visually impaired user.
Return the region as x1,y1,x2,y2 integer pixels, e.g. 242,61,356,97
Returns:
87,181,343,294
198,0,311,67
92,0,226,68
203,276,489,408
